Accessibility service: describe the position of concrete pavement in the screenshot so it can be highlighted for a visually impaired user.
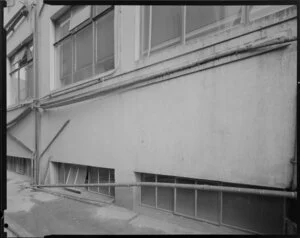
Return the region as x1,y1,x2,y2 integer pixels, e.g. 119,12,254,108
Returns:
5,171,245,236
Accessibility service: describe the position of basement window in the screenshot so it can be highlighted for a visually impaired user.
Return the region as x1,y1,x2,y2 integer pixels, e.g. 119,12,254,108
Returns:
139,172,285,234
7,156,31,177
55,162,115,198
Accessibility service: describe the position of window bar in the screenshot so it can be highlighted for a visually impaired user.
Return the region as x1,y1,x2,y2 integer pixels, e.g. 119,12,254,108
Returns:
194,180,197,217
147,6,152,57
92,20,95,76
66,166,71,184
219,191,223,226
98,168,100,193
155,174,158,208
174,177,177,213
283,197,286,234
181,6,186,45
108,169,111,196
74,167,79,184
17,70,20,104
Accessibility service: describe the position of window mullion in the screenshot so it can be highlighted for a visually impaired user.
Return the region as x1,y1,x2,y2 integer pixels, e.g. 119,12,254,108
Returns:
72,35,75,84
182,6,186,45
17,70,20,103
92,21,95,76
147,6,152,57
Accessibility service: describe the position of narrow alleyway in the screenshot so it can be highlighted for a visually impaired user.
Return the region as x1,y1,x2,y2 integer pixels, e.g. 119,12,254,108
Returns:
5,171,245,236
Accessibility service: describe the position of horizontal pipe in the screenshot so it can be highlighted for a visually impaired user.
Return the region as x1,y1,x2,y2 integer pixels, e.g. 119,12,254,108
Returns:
33,182,297,199
7,106,32,129
39,37,296,109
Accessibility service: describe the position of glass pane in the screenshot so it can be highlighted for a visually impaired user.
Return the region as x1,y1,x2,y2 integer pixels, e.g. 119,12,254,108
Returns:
75,25,93,71
157,175,174,211
151,6,181,49
94,5,111,17
58,163,65,184
96,10,114,65
10,71,19,105
64,164,71,183
223,192,284,234
142,6,150,53
249,5,292,22
59,38,72,78
55,13,70,42
141,173,156,207
25,64,33,99
98,168,109,195
67,165,77,184
176,178,195,217
186,6,242,37
89,167,99,193
197,190,219,223
109,169,115,197
19,67,27,101
69,6,91,31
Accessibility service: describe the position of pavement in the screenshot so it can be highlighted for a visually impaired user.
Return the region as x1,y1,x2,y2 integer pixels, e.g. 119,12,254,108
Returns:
5,171,246,236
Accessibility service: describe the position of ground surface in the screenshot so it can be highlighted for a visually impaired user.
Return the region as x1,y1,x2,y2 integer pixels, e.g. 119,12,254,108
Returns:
5,171,245,236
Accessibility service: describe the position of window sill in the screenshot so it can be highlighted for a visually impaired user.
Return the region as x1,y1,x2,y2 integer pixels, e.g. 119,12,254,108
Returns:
135,5,296,72
46,68,117,99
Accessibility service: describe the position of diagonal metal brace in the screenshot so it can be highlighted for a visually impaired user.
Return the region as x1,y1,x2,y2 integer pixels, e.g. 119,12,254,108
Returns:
7,132,33,154
39,120,70,161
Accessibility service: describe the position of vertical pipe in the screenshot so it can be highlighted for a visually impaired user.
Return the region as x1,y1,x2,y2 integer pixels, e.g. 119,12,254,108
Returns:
0,1,7,217
33,0,40,185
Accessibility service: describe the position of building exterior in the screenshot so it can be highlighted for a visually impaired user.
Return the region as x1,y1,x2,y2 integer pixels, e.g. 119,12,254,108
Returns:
5,2,297,234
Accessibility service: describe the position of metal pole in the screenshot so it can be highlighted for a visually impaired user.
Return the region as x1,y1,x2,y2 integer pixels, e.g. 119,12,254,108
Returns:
0,2,7,236
33,182,297,199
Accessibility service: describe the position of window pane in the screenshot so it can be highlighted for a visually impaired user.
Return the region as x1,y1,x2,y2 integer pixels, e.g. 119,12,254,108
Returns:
58,163,65,184
157,175,174,211
248,5,292,22
66,165,77,184
25,64,33,99
142,6,150,53
186,6,242,37
98,168,109,195
222,192,284,234
109,169,115,197
60,39,72,78
141,173,156,207
69,6,91,31
95,10,114,74
19,67,27,101
75,25,93,70
10,71,18,105
89,167,99,193
93,5,111,17
151,6,181,49
176,178,195,217
55,12,71,42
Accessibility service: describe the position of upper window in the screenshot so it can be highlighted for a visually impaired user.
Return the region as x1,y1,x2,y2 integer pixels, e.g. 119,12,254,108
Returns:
141,5,293,57
54,5,114,89
9,42,34,106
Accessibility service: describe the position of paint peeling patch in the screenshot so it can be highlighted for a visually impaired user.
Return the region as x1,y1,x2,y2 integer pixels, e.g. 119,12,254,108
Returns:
129,215,199,234
94,205,137,221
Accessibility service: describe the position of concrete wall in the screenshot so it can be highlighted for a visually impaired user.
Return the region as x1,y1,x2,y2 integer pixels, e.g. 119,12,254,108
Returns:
6,5,297,209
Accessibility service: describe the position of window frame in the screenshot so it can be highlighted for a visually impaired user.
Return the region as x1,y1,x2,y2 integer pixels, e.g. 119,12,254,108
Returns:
53,5,117,91
9,42,34,106
140,5,292,58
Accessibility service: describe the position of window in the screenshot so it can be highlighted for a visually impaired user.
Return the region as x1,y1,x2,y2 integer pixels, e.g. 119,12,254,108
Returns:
141,5,293,56
54,5,114,89
9,43,34,105
139,172,285,234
